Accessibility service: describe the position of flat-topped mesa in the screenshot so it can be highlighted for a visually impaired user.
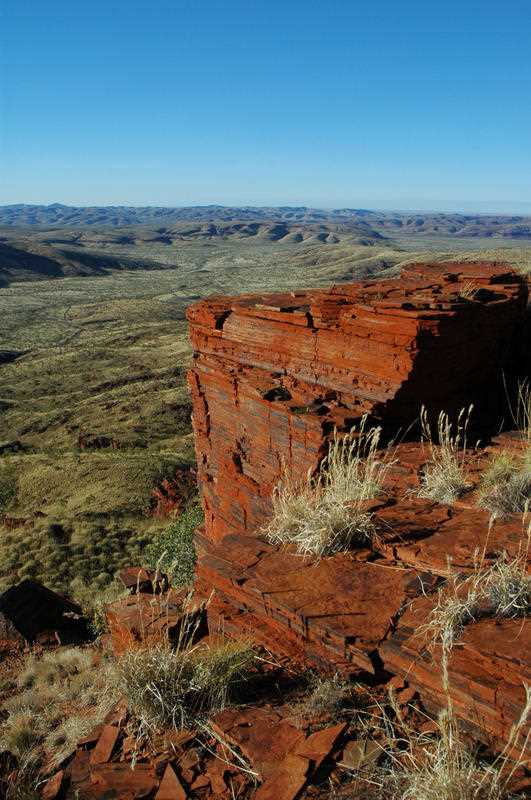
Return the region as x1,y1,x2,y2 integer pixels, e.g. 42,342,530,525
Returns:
187,262,527,543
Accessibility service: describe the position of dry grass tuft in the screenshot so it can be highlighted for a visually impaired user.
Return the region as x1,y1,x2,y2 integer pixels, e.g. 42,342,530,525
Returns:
420,578,480,659
263,417,391,557
478,453,531,518
291,673,355,722
416,406,473,505
482,555,531,619
417,522,530,705
113,634,255,738
421,558,529,660
457,281,479,301
378,690,531,800
515,380,531,446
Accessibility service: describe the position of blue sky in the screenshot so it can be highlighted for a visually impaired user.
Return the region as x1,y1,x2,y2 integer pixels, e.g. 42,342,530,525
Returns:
1,0,530,212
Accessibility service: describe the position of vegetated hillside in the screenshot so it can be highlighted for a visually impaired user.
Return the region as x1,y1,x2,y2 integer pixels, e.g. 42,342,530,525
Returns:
0,219,387,284
3,204,531,285
2,202,531,238
0,233,530,595
0,239,410,594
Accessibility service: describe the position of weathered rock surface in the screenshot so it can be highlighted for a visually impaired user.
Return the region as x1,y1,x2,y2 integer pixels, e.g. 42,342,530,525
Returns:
187,262,527,544
195,530,436,673
381,594,531,758
186,264,530,759
105,589,190,654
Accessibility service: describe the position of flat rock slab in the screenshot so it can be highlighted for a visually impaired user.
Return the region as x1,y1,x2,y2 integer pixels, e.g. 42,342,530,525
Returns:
90,725,120,765
155,763,187,800
381,592,531,755
295,722,347,770
210,706,305,779
196,532,427,672
254,753,309,800
105,589,187,654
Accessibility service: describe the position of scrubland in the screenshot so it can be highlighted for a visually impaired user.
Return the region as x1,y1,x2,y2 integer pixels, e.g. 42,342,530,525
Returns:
0,232,530,596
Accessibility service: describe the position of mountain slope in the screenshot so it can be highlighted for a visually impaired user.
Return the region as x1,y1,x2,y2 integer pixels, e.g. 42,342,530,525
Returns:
2,203,531,239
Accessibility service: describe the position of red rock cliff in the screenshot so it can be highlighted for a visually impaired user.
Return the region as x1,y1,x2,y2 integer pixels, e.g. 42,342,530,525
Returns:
187,262,527,544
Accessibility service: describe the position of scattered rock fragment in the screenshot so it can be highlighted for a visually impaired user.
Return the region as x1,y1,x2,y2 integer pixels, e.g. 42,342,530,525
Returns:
90,725,120,765
254,753,309,800
155,763,187,800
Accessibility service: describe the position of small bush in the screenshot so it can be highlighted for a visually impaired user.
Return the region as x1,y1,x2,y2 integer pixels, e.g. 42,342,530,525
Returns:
113,635,254,737
478,453,531,518
416,406,472,505
144,502,202,586
263,418,390,557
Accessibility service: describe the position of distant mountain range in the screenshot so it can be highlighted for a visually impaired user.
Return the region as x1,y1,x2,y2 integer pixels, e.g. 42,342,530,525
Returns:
1,203,531,238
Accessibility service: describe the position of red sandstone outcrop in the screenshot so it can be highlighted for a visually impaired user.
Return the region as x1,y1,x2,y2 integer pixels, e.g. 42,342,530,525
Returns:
187,263,530,756
187,262,527,544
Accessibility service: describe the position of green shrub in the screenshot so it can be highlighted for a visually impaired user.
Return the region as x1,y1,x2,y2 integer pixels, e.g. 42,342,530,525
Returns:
144,502,202,586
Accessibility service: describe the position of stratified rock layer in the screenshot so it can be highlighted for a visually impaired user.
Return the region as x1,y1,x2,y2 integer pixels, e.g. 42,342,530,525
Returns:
187,263,530,756
188,262,527,543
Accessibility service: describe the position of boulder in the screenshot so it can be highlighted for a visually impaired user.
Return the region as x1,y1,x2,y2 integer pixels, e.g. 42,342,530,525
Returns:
0,579,89,644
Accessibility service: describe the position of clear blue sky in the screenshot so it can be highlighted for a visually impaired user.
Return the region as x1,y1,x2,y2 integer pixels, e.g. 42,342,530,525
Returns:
1,0,530,212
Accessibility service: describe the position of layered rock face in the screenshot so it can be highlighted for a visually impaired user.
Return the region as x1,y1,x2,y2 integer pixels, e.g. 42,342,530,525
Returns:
188,262,530,757
187,262,527,544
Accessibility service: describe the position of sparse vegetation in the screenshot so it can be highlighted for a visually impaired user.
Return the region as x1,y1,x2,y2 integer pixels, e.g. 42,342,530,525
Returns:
291,672,356,722
482,554,531,618
70,576,129,636
419,521,530,689
421,557,530,659
0,451,186,593
0,647,117,771
479,469,531,517
0,461,17,514
113,634,255,737
417,406,473,505
515,380,531,445
263,419,390,557
477,383,531,518
376,693,531,800
144,501,203,587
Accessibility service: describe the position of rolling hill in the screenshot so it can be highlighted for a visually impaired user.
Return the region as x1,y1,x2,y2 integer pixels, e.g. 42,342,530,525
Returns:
2,203,531,239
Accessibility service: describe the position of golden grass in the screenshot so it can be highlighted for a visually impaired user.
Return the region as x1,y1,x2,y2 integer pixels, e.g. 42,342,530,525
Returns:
113,634,255,738
263,418,391,557
416,406,473,505
377,693,531,800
